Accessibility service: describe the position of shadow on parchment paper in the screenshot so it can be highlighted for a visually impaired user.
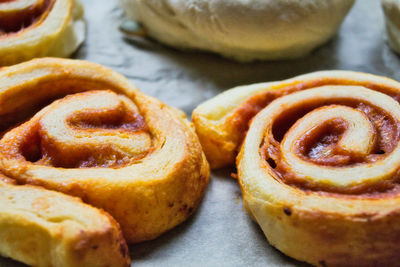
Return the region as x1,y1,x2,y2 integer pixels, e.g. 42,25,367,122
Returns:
129,175,213,261
129,215,199,261
117,0,399,94
0,257,27,267
249,218,312,267
129,168,235,260
212,168,311,267
381,44,400,80
246,219,311,267
123,33,343,91
129,166,310,266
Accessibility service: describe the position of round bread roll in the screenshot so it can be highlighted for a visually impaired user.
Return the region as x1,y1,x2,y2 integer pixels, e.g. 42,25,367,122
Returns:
0,58,209,243
120,0,355,61
382,0,400,54
194,71,400,265
0,0,85,66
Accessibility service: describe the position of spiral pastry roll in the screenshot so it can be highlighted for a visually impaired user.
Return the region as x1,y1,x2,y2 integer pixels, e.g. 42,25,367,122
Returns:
0,177,130,267
193,71,400,169
0,0,85,66
197,71,400,265
382,0,400,55
0,58,209,243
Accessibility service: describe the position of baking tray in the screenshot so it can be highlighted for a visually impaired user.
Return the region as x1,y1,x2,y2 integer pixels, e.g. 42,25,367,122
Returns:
1,0,398,266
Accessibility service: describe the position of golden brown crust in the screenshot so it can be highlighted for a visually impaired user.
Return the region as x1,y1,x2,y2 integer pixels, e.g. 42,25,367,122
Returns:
192,71,400,169
0,182,130,267
240,191,400,267
0,58,210,243
0,0,85,66
0,172,15,184
230,72,400,266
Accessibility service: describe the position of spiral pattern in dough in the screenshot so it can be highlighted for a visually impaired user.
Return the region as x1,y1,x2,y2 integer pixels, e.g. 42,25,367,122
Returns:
0,0,85,65
193,71,400,265
233,76,400,266
0,58,209,244
1,90,152,169
253,86,400,194
193,71,400,169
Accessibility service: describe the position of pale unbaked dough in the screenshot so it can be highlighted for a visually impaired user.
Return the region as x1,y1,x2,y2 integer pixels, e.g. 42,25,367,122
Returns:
120,0,355,61
382,0,400,55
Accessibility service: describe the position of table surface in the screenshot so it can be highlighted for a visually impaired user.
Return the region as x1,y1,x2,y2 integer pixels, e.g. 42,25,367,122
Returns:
1,0,399,266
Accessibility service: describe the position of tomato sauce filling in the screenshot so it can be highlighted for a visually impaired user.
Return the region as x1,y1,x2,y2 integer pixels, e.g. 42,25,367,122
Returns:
264,100,400,196
0,93,152,169
229,78,400,141
0,0,53,35
230,79,400,196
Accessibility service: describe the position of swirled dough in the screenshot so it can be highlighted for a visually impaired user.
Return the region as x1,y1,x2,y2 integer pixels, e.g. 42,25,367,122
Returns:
0,58,210,245
194,70,400,265
238,86,400,266
120,0,354,61
0,0,85,66
193,71,400,169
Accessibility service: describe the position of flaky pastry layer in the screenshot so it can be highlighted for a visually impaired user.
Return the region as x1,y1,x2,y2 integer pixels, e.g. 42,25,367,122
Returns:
193,71,400,169
0,0,85,66
0,179,130,267
195,70,400,266
0,58,210,245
